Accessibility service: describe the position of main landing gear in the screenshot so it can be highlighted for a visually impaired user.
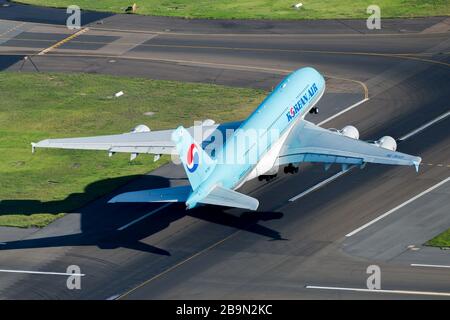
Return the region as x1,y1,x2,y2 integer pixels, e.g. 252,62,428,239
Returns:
258,174,277,182
284,163,299,174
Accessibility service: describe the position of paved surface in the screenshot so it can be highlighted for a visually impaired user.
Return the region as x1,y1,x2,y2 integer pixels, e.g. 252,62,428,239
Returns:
0,2,449,299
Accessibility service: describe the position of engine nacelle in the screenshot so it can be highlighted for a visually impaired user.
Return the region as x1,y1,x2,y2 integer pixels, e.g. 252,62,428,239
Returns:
131,124,151,133
375,136,397,151
202,119,215,126
339,125,359,139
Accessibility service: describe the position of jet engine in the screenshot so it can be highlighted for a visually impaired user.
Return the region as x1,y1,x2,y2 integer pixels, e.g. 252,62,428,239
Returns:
131,124,151,133
339,125,359,139
374,136,397,151
202,119,215,126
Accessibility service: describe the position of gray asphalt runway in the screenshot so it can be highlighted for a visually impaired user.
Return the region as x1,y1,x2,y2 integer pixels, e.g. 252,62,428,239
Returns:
0,3,449,299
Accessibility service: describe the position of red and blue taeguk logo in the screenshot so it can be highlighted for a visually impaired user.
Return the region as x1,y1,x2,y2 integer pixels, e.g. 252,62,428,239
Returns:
289,107,295,117
186,143,199,173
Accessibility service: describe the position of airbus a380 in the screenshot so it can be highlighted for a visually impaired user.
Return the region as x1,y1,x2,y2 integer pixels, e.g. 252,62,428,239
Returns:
32,67,421,211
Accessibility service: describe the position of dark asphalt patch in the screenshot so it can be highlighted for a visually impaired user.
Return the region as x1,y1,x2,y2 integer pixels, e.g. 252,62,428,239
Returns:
0,32,67,48
0,54,24,70
59,34,120,50
0,32,120,50
0,0,112,26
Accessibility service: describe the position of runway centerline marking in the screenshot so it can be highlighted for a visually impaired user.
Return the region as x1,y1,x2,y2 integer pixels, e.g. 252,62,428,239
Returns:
0,269,85,276
289,168,352,202
306,285,450,297
117,203,172,231
118,231,240,299
37,28,89,56
411,264,450,269
317,98,369,126
345,176,450,237
398,110,450,141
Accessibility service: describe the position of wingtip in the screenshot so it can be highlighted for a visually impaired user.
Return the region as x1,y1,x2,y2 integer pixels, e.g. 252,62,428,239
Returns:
171,126,185,143
108,194,120,203
250,199,260,211
413,157,422,173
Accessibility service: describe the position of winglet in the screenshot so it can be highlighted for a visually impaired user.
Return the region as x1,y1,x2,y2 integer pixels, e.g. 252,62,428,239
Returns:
31,142,36,154
413,157,422,173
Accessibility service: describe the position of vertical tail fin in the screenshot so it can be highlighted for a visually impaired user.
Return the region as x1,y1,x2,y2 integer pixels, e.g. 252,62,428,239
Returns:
171,126,215,190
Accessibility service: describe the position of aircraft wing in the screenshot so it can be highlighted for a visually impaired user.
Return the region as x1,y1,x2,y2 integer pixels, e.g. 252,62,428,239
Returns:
32,121,242,156
278,120,421,169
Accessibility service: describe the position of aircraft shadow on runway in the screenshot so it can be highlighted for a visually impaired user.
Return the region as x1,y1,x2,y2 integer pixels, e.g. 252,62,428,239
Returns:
0,174,283,255
0,55,25,71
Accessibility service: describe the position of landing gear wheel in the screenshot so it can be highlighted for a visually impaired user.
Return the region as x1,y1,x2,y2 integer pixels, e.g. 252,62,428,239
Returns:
284,163,299,174
309,107,319,114
259,174,277,182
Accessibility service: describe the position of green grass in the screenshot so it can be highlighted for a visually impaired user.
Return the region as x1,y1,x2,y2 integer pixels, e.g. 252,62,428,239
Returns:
426,229,450,248
0,72,266,228
14,0,450,20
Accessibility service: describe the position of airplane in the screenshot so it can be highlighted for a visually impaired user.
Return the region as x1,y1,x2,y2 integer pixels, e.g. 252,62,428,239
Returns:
32,67,421,211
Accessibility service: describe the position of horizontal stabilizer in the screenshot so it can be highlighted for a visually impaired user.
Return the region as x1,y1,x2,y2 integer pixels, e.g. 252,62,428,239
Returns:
108,185,192,203
199,185,259,211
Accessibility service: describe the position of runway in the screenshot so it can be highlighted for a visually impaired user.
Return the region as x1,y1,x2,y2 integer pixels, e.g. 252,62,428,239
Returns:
0,2,449,299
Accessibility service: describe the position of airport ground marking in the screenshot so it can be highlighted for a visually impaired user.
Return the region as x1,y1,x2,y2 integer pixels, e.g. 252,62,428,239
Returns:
117,203,172,231
411,264,450,269
317,98,369,126
345,176,450,237
289,168,351,202
399,110,450,141
0,21,26,38
0,269,85,276
306,285,450,297
37,27,89,56
118,231,240,299
422,163,450,167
